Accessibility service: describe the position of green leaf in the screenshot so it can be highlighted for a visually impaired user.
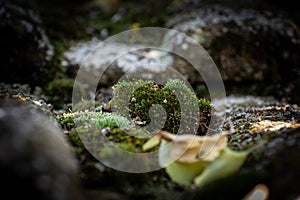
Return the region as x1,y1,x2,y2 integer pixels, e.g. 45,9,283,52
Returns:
165,160,208,185
193,147,249,187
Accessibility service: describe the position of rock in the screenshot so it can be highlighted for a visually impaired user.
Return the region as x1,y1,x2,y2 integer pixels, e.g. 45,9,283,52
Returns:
214,96,300,150
167,5,300,102
0,83,54,117
0,99,81,200
0,0,54,86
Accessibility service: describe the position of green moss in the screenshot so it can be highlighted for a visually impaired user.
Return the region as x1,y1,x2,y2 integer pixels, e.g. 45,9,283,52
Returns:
57,79,212,190
116,143,136,153
59,111,130,129
198,98,211,111
111,79,212,135
59,112,75,130
107,128,149,152
59,111,149,154
95,114,129,128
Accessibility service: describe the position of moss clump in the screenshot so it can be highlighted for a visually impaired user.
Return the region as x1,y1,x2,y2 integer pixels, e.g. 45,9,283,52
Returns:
59,111,148,153
111,79,212,135
59,111,131,135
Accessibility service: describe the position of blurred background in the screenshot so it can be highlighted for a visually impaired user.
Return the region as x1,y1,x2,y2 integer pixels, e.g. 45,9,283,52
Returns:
1,0,300,108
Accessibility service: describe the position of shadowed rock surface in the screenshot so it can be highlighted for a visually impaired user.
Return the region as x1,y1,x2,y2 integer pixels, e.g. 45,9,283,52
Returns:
0,0,55,86
0,100,81,200
167,5,300,103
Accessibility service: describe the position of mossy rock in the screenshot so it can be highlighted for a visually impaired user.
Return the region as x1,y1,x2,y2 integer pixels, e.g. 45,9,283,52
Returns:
58,110,166,191
57,80,213,198
59,111,148,154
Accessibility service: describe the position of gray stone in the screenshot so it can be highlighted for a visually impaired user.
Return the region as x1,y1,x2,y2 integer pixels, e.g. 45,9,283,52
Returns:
0,100,81,200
